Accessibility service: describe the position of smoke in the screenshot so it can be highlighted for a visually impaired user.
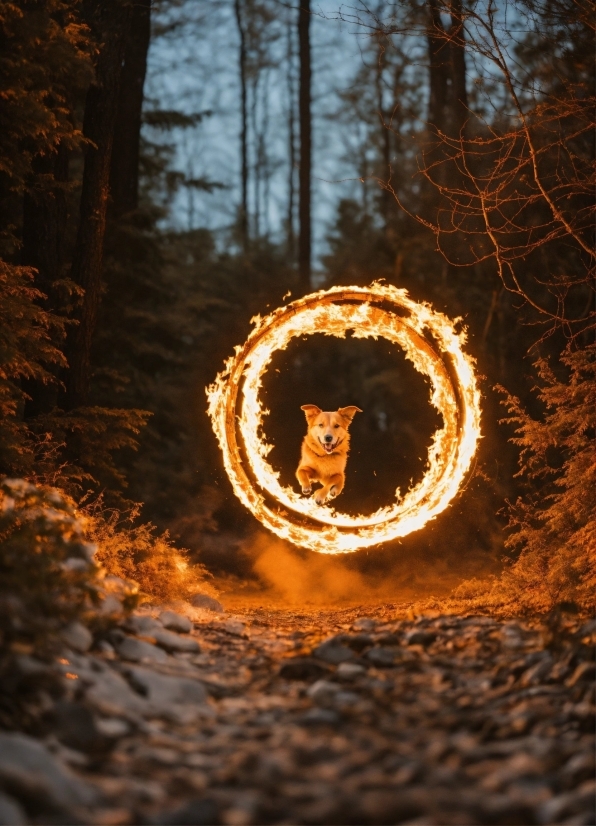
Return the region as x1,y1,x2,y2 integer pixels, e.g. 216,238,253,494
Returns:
251,536,381,606
212,502,503,608
216,532,451,607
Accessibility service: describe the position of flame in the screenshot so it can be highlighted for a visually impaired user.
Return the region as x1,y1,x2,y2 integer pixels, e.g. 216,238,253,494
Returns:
206,284,481,554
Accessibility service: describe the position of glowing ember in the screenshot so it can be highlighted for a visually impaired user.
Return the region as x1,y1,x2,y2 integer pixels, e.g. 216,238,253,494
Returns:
207,284,481,554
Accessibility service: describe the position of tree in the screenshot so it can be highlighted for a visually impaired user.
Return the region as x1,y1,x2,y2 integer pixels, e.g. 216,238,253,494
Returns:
298,0,312,290
109,0,151,219
234,0,249,248
65,0,134,410
498,344,596,612
0,0,90,471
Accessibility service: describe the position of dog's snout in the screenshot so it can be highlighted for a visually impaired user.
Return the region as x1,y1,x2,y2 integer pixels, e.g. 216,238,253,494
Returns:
324,434,333,443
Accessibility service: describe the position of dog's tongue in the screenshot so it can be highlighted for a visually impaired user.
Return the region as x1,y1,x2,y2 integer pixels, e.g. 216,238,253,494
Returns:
324,444,334,453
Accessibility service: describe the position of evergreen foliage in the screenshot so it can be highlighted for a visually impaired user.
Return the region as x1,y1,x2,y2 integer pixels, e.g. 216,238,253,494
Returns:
498,345,595,612
0,263,66,473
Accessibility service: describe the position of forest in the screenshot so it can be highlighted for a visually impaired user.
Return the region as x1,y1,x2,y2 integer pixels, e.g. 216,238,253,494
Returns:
0,0,594,822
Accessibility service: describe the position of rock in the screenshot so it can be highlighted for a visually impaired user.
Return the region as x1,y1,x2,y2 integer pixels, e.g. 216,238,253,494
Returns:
151,797,219,825
365,646,396,667
61,621,93,653
191,593,225,613
98,640,115,658
152,628,200,653
333,690,361,709
115,635,168,664
306,679,340,705
336,662,366,680
126,614,163,636
124,665,207,721
537,781,596,824
0,731,99,813
49,700,108,754
313,637,353,665
223,619,247,637
0,792,26,826
159,610,193,634
353,617,376,632
99,593,123,615
376,633,401,646
278,657,331,681
342,633,373,652
84,662,149,718
95,718,130,739
298,707,340,726
405,629,437,646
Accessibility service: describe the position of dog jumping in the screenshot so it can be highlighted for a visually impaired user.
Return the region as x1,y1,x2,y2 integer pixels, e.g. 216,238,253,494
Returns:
296,405,362,505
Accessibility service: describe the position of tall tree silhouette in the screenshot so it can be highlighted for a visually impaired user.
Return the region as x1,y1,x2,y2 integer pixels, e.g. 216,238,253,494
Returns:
65,0,133,409
298,0,312,290
234,0,249,249
109,0,151,219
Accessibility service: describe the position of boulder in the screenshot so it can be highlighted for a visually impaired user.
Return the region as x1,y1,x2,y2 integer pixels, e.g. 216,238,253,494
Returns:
61,621,93,653
0,792,26,826
115,635,169,664
313,637,353,665
0,732,99,813
152,628,200,653
159,610,192,634
191,593,225,613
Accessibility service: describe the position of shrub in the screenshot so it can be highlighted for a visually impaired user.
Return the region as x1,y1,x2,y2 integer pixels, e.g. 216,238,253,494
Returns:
496,344,595,613
87,503,216,604
0,478,99,655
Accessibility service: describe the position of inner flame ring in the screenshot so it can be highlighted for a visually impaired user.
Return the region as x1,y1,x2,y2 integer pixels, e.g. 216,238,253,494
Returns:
207,284,481,554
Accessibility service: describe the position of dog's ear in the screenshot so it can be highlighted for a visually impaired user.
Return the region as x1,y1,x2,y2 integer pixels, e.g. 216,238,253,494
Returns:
338,406,362,423
301,404,322,422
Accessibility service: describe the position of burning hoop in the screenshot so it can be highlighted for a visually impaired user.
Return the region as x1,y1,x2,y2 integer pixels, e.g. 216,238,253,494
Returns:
207,284,481,554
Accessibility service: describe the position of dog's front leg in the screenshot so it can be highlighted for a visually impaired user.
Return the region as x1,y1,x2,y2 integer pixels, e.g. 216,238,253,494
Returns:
296,465,316,495
314,473,344,505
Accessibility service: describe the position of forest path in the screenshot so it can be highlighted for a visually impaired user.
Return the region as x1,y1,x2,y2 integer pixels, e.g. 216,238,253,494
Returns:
5,604,595,825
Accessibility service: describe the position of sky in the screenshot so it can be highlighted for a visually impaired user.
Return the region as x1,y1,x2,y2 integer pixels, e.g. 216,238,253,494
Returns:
144,0,389,262
143,0,531,263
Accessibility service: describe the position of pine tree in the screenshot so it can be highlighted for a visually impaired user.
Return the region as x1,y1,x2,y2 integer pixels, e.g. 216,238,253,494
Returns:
498,344,596,612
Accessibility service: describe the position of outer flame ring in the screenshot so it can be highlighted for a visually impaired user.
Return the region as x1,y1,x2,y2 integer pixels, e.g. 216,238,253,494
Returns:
207,283,481,554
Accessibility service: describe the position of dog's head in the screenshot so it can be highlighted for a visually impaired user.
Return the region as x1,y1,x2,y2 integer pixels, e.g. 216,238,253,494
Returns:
301,405,362,454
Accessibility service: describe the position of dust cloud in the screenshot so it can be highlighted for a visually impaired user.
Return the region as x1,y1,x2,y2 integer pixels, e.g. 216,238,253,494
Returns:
215,529,498,609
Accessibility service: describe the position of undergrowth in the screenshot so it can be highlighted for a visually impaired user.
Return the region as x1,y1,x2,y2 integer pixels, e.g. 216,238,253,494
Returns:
86,500,217,604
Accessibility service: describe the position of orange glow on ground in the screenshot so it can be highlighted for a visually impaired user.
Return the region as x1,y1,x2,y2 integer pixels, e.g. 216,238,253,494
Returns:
207,284,481,554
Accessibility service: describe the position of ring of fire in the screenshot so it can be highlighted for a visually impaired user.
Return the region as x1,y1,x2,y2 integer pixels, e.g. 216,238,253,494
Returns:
207,283,481,554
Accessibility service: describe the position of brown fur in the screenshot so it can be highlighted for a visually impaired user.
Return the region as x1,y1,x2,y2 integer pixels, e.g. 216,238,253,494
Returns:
296,405,362,505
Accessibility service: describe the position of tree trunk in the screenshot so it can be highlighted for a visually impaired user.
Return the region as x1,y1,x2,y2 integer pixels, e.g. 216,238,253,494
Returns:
375,34,393,229
22,149,69,303
109,0,151,218
21,147,69,415
234,0,249,249
286,11,296,260
449,0,468,138
64,0,133,410
298,0,312,291
426,0,449,136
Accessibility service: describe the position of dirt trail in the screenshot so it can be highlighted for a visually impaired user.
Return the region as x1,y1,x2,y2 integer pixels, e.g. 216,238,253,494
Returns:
3,604,594,825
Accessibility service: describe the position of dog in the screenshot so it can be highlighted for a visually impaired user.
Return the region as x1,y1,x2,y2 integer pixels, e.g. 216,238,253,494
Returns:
296,405,362,505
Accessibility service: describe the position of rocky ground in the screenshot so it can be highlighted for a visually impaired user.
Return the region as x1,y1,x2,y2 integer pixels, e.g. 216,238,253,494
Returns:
1,600,594,826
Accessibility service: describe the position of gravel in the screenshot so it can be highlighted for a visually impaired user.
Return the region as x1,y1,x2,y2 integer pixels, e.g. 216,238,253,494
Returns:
5,606,594,824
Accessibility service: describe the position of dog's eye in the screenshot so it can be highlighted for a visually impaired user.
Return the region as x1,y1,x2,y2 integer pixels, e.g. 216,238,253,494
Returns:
334,424,339,428
318,423,323,427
